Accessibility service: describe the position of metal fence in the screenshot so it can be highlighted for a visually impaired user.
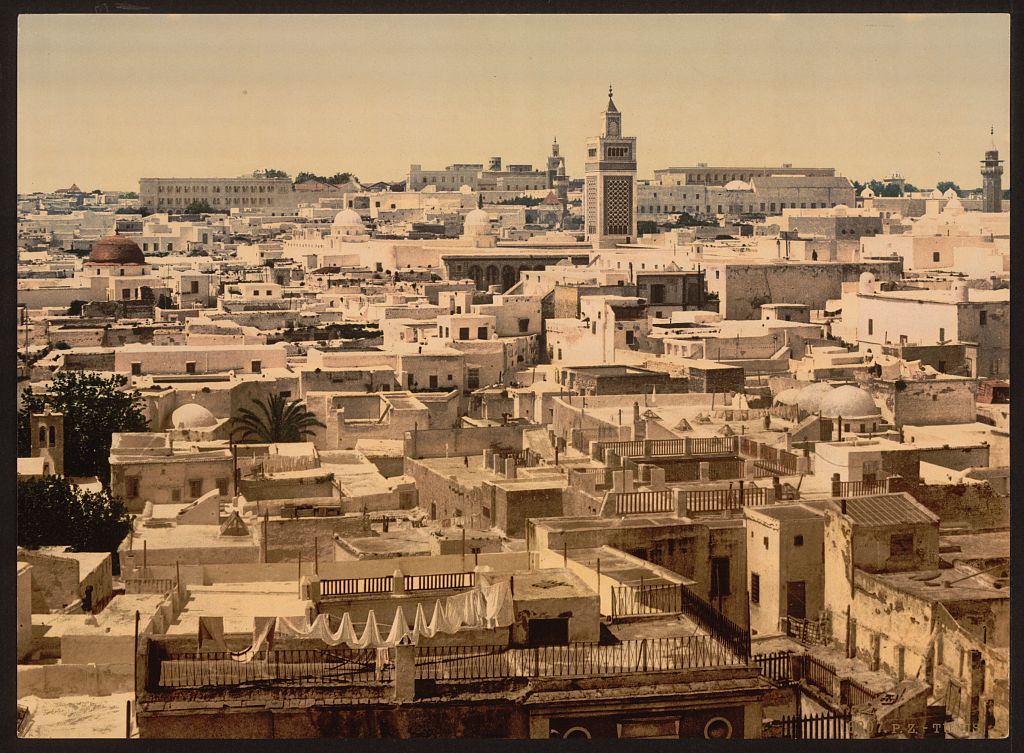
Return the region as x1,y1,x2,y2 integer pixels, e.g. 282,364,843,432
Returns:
155,647,389,688
594,436,739,460
753,650,796,685
832,479,890,498
771,711,850,739
682,486,768,515
803,653,841,698
320,576,394,598
612,490,674,515
414,636,748,681
406,572,476,592
610,583,750,660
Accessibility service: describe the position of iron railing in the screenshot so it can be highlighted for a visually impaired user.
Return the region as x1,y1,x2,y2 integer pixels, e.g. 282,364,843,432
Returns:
406,572,476,592
832,479,890,498
612,490,674,515
771,711,850,739
155,647,390,688
320,576,394,597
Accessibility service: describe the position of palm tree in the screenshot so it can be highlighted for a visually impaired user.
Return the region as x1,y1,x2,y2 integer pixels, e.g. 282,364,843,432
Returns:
231,393,325,443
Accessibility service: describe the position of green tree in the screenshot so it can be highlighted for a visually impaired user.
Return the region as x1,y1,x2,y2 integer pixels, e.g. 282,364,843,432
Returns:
184,199,215,214
17,372,149,483
231,393,325,443
326,172,357,185
67,300,86,316
260,168,290,179
637,220,659,235
18,475,132,555
121,191,139,199
936,181,962,196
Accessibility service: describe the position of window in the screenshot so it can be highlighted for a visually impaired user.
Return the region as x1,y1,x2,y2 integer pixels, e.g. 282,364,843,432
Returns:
171,488,181,502
125,477,140,498
251,360,261,373
794,534,804,547
477,326,488,340
890,532,914,557
588,148,597,158
980,310,987,326
131,362,142,376
867,319,873,336
710,557,730,597
750,573,760,604
939,327,945,342
625,331,635,344
467,368,480,390
428,375,438,389
189,479,203,499
216,478,229,495
518,318,530,333
458,327,470,340
185,361,196,375
763,536,769,549
447,374,453,381
190,281,199,294
933,252,941,263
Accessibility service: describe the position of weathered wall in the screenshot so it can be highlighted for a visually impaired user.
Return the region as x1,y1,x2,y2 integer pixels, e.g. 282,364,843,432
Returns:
17,662,134,699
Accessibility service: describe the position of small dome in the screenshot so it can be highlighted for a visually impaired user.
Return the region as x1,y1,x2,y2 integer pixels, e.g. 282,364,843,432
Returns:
465,208,490,226
724,180,750,191
87,235,145,265
819,385,880,418
462,208,493,237
859,187,875,198
833,204,849,216
171,403,218,429
774,388,801,406
333,209,364,227
795,382,835,413
943,195,964,215
942,188,958,199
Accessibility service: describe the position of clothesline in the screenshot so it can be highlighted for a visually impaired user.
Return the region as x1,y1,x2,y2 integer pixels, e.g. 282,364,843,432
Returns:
197,578,515,659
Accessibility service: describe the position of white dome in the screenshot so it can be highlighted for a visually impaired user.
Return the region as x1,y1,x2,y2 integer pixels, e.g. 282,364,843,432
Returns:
795,382,835,413
171,403,218,429
834,204,849,217
818,385,880,418
943,195,964,215
859,187,875,198
459,185,474,194
462,208,493,237
332,208,364,227
774,388,801,406
930,189,943,198
724,180,750,191
942,188,958,199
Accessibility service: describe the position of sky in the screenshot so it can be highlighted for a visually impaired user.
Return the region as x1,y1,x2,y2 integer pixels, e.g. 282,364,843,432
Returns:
18,13,1011,193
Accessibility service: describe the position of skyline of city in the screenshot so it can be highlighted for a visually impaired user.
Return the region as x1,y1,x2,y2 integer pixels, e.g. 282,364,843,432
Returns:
18,13,1010,193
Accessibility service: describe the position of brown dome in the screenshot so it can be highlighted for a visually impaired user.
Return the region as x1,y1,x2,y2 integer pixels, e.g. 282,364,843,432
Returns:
87,235,145,265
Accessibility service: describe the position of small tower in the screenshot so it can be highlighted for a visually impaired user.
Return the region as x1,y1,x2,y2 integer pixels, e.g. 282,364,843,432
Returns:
981,126,1004,213
547,137,568,202
30,411,64,476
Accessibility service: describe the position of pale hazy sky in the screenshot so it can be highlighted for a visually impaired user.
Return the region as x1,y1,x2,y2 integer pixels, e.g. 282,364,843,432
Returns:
18,13,1010,193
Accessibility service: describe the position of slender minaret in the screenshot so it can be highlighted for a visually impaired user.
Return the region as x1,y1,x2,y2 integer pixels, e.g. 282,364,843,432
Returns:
981,126,1004,213
584,86,637,249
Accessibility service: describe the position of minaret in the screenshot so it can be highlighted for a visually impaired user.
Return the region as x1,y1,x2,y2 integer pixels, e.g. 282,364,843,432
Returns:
981,126,1004,213
547,137,568,202
584,86,637,249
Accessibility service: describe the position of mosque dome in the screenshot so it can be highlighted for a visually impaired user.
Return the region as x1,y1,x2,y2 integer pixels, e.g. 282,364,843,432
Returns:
859,187,875,199
795,382,835,413
87,235,145,265
942,188,959,199
462,208,493,237
942,195,964,215
170,403,218,429
818,385,880,418
332,208,364,228
774,388,801,406
724,180,750,191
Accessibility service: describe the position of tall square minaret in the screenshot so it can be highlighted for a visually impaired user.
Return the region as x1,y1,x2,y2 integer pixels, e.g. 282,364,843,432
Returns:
584,86,637,249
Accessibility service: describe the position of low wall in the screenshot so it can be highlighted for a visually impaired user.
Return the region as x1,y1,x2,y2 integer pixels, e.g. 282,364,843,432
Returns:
17,662,134,699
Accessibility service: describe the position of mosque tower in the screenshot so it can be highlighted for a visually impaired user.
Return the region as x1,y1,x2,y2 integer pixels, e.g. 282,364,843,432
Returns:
583,86,637,249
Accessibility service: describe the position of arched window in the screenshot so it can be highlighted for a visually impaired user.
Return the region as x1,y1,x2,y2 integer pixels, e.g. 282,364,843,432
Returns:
39,426,47,445
48,426,56,446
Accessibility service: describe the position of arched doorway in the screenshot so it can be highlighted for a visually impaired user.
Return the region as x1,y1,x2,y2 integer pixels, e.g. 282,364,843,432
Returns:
485,265,500,288
501,265,516,291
